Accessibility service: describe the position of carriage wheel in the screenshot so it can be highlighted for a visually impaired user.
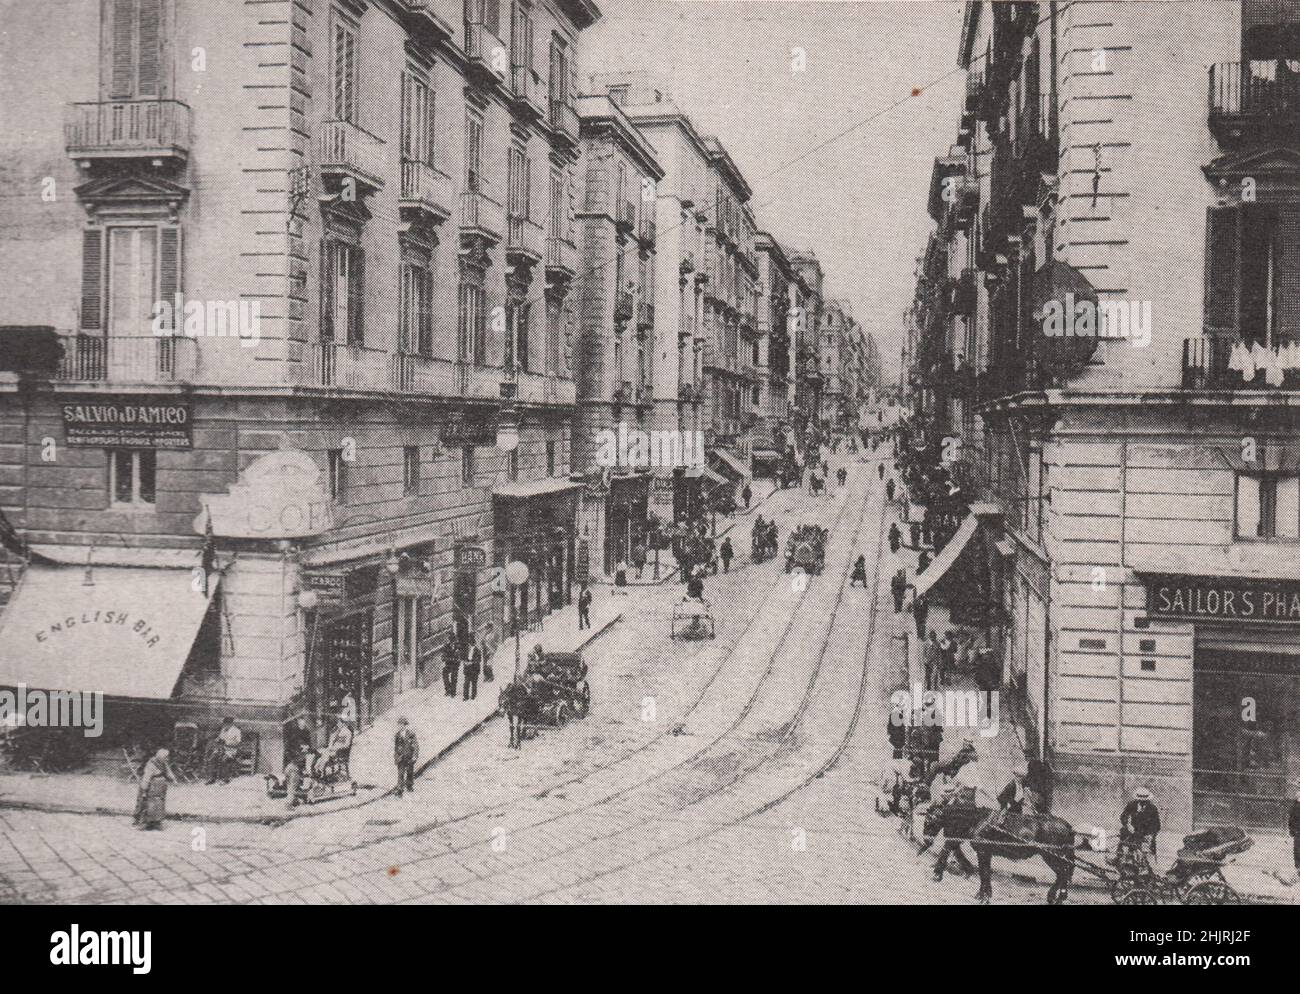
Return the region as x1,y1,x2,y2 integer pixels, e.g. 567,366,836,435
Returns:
553,702,569,727
1116,886,1158,905
1184,879,1239,905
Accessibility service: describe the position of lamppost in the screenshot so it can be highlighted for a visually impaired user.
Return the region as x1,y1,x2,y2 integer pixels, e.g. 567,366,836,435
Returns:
506,559,530,678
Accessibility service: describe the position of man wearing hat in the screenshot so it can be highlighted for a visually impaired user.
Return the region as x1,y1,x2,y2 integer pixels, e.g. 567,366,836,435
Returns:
1120,787,1162,859
206,716,242,784
998,762,1030,815
393,717,418,797
1288,789,1300,875
925,782,978,880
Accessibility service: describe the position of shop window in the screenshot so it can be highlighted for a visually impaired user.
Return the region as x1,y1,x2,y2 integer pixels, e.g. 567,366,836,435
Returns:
462,445,476,486
1236,473,1300,539
108,448,156,508
328,448,346,501
403,446,420,495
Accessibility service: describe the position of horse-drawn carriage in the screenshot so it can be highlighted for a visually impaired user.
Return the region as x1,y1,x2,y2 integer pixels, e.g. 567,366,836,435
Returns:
784,524,827,574
1093,825,1252,905
751,520,779,563
671,598,716,639
517,651,591,728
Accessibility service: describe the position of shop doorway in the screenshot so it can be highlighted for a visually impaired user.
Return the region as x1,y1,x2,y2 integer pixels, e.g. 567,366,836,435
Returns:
395,596,419,695
320,609,373,728
1194,647,1300,830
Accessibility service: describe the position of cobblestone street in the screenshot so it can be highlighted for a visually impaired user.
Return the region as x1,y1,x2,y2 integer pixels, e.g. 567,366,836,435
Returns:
0,464,1105,905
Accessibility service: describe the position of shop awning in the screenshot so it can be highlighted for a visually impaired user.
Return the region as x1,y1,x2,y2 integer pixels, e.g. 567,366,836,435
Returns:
712,449,749,479
492,478,582,500
914,514,981,602
0,566,219,698
701,467,729,487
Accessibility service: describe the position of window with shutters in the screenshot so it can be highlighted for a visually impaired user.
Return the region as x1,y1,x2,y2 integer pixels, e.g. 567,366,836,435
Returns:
109,449,156,508
1204,203,1297,345
549,167,564,240
403,446,420,496
106,0,165,100
332,12,359,123
399,261,434,355
1236,473,1300,539
548,36,569,112
507,145,530,224
401,71,436,166
458,282,486,364
322,240,365,346
83,226,181,342
328,449,347,501
465,110,484,192
511,2,534,70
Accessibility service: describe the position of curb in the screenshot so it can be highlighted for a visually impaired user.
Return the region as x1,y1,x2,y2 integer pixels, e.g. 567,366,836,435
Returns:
0,615,625,827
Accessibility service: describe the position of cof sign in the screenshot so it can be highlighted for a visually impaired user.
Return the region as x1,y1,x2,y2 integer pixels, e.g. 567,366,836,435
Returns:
63,398,191,448
1145,573,1300,623
195,449,335,539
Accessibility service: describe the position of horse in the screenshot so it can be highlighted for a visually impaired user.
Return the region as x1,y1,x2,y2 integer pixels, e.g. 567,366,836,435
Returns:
923,804,1076,904
499,680,527,749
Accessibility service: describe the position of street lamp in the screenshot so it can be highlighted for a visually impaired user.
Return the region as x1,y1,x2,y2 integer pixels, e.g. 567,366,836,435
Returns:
505,559,530,678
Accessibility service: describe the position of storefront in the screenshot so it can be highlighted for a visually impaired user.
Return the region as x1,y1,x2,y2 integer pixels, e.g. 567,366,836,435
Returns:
603,472,650,575
302,564,384,729
493,479,578,630
1142,572,1300,830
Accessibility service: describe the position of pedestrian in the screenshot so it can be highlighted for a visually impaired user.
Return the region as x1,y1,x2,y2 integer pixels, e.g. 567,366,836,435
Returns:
851,554,868,588
133,748,174,830
938,630,955,687
914,596,929,640
578,583,592,630
1120,787,1162,860
918,549,931,575
338,690,358,729
889,522,901,554
686,571,705,601
394,717,418,797
742,483,752,509
878,463,885,481
891,569,907,613
631,540,647,579
441,634,459,697
480,623,497,683
1289,790,1300,876
924,631,944,691
885,477,895,502
719,537,733,573
462,638,482,701
205,716,242,784
910,521,921,548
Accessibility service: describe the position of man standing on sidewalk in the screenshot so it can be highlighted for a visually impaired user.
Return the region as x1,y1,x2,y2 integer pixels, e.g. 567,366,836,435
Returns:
578,584,592,630
441,634,459,697
394,717,418,797
719,537,733,574
462,638,482,701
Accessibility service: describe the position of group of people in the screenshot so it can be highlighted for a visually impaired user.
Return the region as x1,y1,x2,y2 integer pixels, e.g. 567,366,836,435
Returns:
751,515,778,560
440,626,497,702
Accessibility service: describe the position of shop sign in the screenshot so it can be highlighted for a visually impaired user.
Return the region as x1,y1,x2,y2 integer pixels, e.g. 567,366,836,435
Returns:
63,398,191,448
305,572,348,607
195,449,334,539
396,574,438,598
455,544,487,569
441,413,496,447
1145,573,1300,623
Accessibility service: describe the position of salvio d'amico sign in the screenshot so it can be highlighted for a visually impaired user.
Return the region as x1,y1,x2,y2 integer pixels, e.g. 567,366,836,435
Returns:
1145,573,1300,623
63,398,191,448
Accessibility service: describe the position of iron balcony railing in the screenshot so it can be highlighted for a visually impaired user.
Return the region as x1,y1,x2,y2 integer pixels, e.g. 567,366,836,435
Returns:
54,334,196,382
1182,333,1300,391
65,100,192,160
1209,61,1300,134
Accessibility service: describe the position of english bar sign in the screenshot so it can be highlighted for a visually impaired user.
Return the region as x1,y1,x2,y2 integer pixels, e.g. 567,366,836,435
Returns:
1144,573,1300,623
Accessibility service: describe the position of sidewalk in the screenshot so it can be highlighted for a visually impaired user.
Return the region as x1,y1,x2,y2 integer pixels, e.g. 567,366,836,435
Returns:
0,592,623,825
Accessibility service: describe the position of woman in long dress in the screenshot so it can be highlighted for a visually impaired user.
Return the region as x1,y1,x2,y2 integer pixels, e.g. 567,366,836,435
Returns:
133,748,175,830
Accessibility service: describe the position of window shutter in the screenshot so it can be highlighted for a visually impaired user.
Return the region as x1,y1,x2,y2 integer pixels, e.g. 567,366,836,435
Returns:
158,227,181,332
1236,474,1261,538
1278,476,1300,539
110,0,136,99
320,240,334,341
1275,209,1300,340
426,88,437,166
400,72,410,159
81,229,105,331
137,0,162,97
419,269,434,355
1204,204,1241,336
484,0,499,35
349,248,365,345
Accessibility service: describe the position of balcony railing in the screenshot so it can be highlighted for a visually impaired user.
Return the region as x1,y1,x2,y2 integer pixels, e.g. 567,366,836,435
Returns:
507,214,543,258
510,65,546,118
545,235,578,275
516,370,575,405
548,98,579,142
65,100,192,162
400,159,454,220
54,334,196,382
1182,334,1300,391
638,215,656,245
307,341,393,390
319,120,386,191
637,300,654,329
616,199,636,231
460,190,505,240
465,21,508,83
615,289,634,322
1209,61,1300,142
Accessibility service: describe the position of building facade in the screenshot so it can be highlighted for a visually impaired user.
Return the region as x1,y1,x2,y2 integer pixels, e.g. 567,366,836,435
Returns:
911,0,1300,833
0,0,599,767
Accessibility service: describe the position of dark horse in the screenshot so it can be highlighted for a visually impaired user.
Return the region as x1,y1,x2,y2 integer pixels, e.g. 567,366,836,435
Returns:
923,804,1076,904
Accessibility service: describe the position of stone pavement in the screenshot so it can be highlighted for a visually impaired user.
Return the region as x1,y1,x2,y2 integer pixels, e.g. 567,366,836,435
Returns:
0,592,623,826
